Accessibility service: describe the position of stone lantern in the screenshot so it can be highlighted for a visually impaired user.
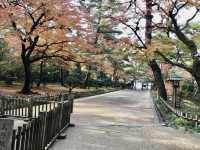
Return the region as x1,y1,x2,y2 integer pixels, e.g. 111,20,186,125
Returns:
168,74,182,108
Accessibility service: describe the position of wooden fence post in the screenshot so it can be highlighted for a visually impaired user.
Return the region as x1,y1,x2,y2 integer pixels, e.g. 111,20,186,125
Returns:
0,96,5,116
68,94,74,114
40,112,47,150
0,119,14,150
0,97,3,115
58,95,64,130
157,90,159,100
195,115,198,129
68,94,75,127
28,98,33,118
185,113,188,119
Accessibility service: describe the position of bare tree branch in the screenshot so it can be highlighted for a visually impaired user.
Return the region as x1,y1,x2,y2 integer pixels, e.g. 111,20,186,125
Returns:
30,54,85,63
181,8,200,30
109,16,146,49
156,50,192,73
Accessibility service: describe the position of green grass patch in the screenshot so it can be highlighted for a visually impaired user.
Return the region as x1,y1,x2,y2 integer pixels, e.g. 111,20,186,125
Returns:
152,91,200,133
178,99,200,116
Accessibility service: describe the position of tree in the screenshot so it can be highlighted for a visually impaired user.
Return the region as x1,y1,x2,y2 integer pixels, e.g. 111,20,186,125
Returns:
104,0,167,99
36,60,46,87
2,0,95,94
79,0,131,88
145,0,167,100
152,0,200,91
79,0,121,45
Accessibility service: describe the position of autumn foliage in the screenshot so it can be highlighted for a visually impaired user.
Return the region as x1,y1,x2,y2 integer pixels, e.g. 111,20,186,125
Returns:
0,0,98,94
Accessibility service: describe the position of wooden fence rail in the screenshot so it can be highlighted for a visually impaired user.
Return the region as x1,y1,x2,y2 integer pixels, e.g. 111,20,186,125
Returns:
158,97,200,127
0,94,68,118
11,99,73,150
0,93,73,150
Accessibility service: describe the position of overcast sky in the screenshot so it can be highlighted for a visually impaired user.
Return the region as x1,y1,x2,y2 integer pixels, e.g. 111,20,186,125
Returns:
117,6,200,42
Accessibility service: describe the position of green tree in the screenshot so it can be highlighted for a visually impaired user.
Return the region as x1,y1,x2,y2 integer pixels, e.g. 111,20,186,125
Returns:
154,0,200,91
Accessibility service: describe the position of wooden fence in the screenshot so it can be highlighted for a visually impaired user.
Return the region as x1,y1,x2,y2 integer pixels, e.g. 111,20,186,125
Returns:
11,99,73,150
0,93,74,150
158,97,200,127
0,94,67,118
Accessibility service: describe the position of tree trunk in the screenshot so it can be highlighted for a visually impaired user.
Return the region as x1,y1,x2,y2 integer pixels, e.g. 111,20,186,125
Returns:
193,59,200,91
149,60,168,100
84,65,92,89
21,59,32,94
76,63,82,87
84,72,91,89
195,78,200,92
145,0,153,46
60,67,65,86
114,76,118,88
145,0,167,100
37,61,44,87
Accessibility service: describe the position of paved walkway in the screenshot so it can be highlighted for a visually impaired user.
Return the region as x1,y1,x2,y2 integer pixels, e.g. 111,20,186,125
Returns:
51,90,200,150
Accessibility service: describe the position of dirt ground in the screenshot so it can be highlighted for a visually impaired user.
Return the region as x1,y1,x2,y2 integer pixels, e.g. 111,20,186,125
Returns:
0,82,108,96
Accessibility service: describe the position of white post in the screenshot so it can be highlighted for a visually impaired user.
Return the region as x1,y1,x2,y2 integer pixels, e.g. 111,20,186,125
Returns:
195,115,198,129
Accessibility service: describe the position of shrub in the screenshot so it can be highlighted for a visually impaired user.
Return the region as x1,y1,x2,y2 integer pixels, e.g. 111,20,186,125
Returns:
182,83,194,93
173,117,186,127
180,81,195,99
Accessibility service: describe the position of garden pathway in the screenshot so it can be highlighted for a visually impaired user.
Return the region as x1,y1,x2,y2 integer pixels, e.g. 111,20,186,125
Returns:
51,90,200,150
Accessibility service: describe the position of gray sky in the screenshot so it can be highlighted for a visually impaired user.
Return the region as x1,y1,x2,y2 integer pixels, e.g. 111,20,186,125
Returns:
117,8,200,43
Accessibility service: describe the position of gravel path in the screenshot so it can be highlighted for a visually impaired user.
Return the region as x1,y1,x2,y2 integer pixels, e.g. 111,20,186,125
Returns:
51,90,200,150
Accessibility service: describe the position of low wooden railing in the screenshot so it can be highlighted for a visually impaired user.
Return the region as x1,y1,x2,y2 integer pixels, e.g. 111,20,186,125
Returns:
157,97,200,127
0,93,74,150
0,93,68,118
11,99,73,150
